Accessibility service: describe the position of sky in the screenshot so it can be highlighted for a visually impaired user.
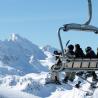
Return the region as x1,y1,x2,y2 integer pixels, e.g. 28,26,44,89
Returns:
0,0,98,52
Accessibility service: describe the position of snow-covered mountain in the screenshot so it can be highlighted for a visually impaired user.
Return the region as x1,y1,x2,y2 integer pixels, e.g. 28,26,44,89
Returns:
42,45,58,54
0,33,47,75
0,34,97,98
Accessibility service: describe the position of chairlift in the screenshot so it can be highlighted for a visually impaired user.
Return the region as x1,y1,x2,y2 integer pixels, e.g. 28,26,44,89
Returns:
51,0,98,72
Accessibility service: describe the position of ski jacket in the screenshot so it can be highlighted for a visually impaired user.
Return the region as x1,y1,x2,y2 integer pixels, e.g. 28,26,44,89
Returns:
85,50,96,58
75,48,85,58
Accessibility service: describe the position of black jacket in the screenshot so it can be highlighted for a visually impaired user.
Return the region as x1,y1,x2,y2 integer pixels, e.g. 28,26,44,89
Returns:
75,48,85,58
85,50,96,58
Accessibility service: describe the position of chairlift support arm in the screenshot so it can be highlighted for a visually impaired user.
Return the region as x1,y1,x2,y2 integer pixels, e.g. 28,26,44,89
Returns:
85,0,92,25
58,0,98,58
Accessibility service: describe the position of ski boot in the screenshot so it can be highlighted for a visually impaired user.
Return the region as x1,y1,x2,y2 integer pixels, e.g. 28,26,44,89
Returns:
62,77,68,83
92,72,98,82
75,81,81,88
55,80,61,85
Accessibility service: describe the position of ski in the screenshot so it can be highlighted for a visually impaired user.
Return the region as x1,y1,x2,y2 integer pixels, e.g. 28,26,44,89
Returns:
67,82,95,96
76,74,98,87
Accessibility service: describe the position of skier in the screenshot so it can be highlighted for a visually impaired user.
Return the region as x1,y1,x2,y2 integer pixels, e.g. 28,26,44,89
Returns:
63,44,76,83
75,44,85,58
50,50,62,84
85,47,96,58
85,46,97,81
75,44,85,76
53,50,62,66
74,44,85,88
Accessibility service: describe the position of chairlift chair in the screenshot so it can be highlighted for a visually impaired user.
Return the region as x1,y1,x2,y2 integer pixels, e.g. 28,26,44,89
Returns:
51,0,98,72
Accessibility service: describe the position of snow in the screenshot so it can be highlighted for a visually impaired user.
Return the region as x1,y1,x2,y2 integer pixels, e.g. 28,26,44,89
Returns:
0,72,94,98
0,34,98,98
0,33,47,74
9,33,18,41
42,45,58,54
0,87,40,98
40,51,55,69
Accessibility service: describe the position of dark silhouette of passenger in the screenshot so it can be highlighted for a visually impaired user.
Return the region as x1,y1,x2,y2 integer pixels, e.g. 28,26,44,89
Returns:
85,47,96,58
75,44,85,58
85,46,97,81
75,44,85,75
74,44,85,87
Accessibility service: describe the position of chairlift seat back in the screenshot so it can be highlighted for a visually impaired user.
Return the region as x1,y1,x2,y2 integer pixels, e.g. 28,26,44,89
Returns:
62,58,98,71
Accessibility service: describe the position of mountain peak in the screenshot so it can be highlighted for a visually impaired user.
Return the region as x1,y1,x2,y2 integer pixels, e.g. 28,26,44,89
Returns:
42,45,58,53
9,33,21,41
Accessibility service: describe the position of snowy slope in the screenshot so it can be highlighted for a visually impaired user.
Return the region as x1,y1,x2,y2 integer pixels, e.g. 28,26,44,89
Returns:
42,45,58,54
40,45,59,69
0,87,40,98
0,72,97,98
0,34,98,98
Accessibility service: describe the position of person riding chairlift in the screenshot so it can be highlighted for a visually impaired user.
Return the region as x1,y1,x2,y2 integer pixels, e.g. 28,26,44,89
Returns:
85,47,96,58
63,44,76,83
75,44,85,58
85,46,97,81
74,44,85,88
75,44,85,76
53,50,62,66
50,50,62,84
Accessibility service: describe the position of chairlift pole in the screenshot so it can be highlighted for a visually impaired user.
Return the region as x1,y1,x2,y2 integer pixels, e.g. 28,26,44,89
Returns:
58,27,65,57
85,0,92,25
